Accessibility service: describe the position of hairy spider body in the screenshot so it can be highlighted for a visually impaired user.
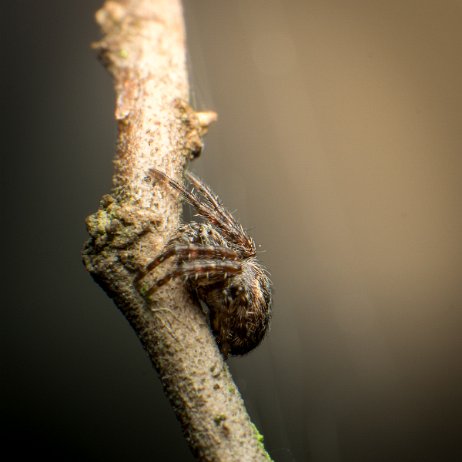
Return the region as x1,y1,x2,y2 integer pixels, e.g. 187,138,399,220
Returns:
138,169,272,357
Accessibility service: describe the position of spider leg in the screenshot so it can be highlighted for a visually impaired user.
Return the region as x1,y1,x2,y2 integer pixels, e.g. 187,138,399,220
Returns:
185,171,236,228
149,169,255,256
185,171,256,254
149,169,214,223
135,244,240,282
145,260,242,297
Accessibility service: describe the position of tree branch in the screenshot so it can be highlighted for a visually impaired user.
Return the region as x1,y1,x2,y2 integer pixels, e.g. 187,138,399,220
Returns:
82,1,271,460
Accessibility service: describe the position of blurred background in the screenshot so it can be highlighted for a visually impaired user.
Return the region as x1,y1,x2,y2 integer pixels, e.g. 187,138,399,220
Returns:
2,1,461,460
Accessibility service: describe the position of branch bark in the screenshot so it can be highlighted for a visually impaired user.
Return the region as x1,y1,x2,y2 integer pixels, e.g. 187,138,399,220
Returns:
82,1,271,460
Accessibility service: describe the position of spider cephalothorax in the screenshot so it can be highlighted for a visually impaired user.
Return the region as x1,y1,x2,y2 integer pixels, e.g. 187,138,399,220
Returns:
137,168,272,357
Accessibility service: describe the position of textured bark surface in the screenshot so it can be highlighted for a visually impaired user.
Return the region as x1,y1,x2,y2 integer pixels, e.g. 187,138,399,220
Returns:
82,1,271,460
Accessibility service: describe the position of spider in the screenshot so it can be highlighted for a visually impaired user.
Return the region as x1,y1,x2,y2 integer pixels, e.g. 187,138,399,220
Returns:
136,168,272,358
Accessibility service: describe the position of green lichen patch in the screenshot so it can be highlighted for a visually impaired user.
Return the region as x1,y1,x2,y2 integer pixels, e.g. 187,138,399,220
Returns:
213,414,227,426
251,422,273,461
138,283,149,297
251,422,264,444
85,195,160,252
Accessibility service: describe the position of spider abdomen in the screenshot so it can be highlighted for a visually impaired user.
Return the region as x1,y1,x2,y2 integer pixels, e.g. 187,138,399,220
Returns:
196,259,272,357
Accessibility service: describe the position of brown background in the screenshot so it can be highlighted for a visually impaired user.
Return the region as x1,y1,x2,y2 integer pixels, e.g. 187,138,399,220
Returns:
2,1,461,461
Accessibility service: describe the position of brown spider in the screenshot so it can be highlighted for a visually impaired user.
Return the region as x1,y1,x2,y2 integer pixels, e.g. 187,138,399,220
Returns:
136,168,272,358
